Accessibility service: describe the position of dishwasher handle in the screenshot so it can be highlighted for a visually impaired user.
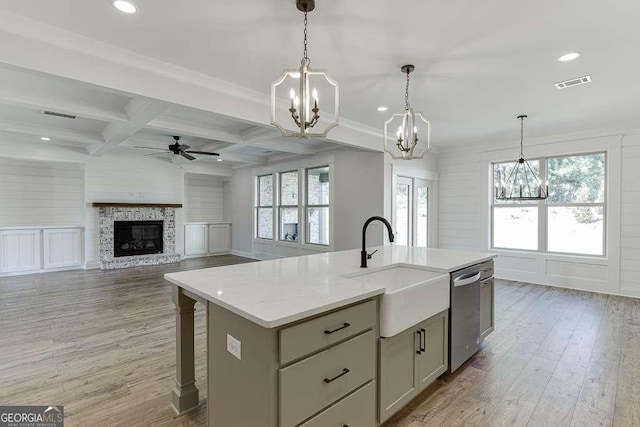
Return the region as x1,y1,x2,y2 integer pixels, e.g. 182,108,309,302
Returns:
453,271,481,287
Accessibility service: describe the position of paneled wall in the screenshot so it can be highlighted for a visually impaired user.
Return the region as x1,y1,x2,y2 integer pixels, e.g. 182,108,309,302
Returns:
184,173,225,223
438,133,630,297
0,157,84,227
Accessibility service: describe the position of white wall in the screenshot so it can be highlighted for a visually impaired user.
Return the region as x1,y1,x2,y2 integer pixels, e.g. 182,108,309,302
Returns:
620,134,640,297
438,131,632,297
227,166,253,256
0,157,84,227
184,173,225,223
333,150,386,251
0,139,233,268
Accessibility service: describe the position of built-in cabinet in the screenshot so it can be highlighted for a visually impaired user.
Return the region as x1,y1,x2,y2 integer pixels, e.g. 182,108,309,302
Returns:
378,309,449,423
0,227,83,274
184,223,231,257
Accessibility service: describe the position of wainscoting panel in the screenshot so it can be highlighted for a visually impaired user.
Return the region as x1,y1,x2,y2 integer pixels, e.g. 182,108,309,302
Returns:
43,228,82,269
0,229,41,273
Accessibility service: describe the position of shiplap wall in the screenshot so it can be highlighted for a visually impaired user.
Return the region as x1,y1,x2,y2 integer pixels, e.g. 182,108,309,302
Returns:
438,133,628,297
184,173,224,223
0,157,84,227
84,156,184,266
620,134,640,297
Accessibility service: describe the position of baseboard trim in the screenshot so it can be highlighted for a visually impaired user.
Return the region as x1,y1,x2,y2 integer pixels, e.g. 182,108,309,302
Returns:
231,249,261,260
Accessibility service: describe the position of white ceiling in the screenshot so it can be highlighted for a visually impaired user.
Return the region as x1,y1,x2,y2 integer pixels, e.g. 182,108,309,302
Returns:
0,0,639,147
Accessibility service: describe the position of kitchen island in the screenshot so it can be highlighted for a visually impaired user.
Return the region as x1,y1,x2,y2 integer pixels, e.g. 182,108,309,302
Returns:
164,246,495,426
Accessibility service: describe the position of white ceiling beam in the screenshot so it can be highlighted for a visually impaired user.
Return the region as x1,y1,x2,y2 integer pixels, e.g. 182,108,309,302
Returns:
146,116,242,143
0,88,129,123
0,118,104,145
90,99,166,156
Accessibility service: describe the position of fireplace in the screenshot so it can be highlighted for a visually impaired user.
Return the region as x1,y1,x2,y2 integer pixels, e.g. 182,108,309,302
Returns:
114,220,164,258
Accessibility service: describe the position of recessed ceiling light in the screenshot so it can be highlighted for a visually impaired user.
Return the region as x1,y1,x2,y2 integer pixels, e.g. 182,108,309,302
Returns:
112,0,137,14
558,52,580,62
40,137,50,141
217,158,223,162
377,106,388,112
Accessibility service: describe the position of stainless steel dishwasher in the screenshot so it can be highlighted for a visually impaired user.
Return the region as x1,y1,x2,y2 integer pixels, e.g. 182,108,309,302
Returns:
449,263,482,372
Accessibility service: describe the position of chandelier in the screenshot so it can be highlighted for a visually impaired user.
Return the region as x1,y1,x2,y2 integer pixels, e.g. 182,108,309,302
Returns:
383,64,430,160
495,115,548,200
270,0,339,139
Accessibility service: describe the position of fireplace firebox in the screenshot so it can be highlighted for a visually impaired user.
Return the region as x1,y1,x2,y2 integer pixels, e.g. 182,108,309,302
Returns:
114,220,164,257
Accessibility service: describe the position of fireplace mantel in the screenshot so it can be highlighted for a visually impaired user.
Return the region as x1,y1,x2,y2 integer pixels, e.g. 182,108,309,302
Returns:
92,203,183,208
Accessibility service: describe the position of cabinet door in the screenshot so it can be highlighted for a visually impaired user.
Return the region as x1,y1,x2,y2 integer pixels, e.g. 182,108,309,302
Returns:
480,278,494,340
184,224,208,256
378,327,419,423
43,228,81,269
0,230,41,273
208,224,230,254
416,311,448,393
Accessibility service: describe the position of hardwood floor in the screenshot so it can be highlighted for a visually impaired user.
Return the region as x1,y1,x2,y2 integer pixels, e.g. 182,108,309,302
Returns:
1,260,639,426
388,281,640,427
0,255,255,426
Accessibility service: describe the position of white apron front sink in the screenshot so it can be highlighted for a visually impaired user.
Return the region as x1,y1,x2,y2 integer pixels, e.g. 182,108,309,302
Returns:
343,265,450,337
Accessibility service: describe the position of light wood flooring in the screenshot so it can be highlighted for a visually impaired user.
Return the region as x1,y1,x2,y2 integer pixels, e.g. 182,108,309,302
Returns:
1,258,640,426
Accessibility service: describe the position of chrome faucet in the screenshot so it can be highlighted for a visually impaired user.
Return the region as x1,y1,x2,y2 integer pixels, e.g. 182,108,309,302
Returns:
361,216,395,268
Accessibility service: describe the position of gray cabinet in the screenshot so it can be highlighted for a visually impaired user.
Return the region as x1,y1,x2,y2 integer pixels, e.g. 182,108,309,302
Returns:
378,310,448,423
480,277,494,340
208,298,377,427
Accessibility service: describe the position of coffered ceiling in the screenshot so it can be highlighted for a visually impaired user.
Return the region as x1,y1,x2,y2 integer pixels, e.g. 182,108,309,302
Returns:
0,0,638,152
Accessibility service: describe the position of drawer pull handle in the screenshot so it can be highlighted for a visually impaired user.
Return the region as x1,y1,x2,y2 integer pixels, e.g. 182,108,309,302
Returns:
416,330,423,354
324,323,351,335
324,368,350,383
481,268,493,272
420,328,426,353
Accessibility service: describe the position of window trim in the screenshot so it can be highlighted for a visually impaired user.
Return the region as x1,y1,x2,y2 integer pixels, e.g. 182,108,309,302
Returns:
490,151,607,257
305,165,330,246
278,170,300,243
255,174,274,241
252,155,334,253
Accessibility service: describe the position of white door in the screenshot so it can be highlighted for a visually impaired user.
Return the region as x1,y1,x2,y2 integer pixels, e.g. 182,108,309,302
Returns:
394,177,431,248
209,224,231,254
184,224,208,256
0,229,41,273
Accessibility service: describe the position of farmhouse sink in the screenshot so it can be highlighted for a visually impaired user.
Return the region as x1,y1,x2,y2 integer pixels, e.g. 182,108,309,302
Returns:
343,265,450,337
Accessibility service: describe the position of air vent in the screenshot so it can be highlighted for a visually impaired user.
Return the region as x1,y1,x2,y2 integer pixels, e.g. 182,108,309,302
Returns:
555,75,592,90
43,110,77,119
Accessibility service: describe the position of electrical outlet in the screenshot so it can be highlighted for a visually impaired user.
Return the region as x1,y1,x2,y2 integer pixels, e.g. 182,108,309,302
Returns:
226,334,241,360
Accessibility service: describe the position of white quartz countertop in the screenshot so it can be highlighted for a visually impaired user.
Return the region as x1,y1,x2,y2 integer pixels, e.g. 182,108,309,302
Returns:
164,246,495,329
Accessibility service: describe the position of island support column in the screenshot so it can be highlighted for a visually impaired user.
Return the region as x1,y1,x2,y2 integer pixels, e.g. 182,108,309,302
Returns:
171,286,200,415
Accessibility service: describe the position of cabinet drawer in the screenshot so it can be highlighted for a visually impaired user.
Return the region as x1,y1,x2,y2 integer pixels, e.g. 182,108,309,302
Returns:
299,381,375,427
480,260,494,280
279,330,375,427
280,299,376,365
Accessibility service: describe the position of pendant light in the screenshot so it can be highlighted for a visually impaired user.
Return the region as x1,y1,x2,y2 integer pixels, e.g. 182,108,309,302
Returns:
495,115,548,200
270,0,339,139
383,64,431,160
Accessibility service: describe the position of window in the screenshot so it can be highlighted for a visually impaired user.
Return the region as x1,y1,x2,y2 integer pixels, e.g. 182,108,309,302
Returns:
256,174,273,239
306,166,330,245
254,164,331,247
279,171,299,242
491,152,606,256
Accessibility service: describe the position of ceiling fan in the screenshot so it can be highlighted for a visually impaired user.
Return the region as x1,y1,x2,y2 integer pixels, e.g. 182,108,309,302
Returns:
134,136,220,161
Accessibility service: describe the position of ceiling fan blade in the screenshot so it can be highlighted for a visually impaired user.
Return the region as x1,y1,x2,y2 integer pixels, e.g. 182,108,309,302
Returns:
181,152,196,161
178,144,191,151
134,146,169,151
185,150,220,156
144,152,170,157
